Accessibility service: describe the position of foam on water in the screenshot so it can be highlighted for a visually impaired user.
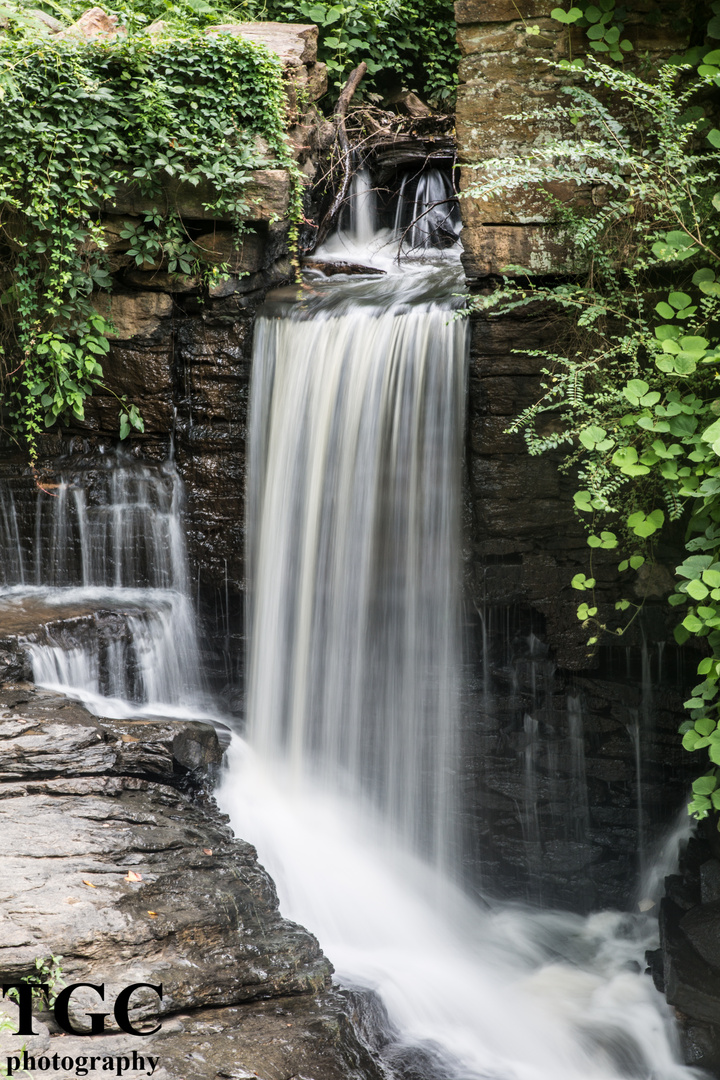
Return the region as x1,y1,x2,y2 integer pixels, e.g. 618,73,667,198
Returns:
217,170,700,1080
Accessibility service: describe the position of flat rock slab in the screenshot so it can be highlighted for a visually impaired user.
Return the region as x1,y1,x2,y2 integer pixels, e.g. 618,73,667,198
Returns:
0,688,330,1030
0,990,385,1080
104,171,290,225
205,22,318,66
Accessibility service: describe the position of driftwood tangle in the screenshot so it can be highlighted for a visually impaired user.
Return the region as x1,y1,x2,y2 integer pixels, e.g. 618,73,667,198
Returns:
315,62,367,246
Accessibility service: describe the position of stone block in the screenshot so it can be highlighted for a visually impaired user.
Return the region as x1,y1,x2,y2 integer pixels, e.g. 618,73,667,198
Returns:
194,228,268,274
105,169,290,223
81,215,139,273
461,223,579,278
468,413,527,455
105,342,172,398
459,167,591,226
471,373,546,416
83,391,173,435
285,62,329,112
93,291,173,340
457,20,560,58
454,0,554,24
469,313,568,374
124,269,201,293
680,903,720,974
455,82,565,163
205,22,318,66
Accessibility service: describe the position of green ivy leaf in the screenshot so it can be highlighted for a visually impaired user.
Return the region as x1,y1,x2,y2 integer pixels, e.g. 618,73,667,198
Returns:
693,774,718,795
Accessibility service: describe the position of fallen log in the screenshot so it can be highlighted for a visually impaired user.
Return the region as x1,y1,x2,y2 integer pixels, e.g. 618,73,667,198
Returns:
302,258,386,277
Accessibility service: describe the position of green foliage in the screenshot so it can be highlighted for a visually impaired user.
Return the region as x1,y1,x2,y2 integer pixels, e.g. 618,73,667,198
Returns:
0,955,65,1077
14,0,459,106
550,0,719,71
551,0,633,64
464,59,720,821
0,21,293,457
5,954,67,1009
244,0,459,105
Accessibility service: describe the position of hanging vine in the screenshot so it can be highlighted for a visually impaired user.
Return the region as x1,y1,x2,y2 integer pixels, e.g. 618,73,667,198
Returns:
0,20,297,459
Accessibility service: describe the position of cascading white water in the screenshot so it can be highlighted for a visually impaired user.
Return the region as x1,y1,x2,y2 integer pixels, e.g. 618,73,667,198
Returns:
318,166,461,266
217,173,699,1080
394,169,462,253
245,265,466,867
0,456,210,720
0,167,699,1080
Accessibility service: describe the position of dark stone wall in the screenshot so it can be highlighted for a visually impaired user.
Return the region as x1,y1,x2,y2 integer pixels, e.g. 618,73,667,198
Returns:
460,309,697,911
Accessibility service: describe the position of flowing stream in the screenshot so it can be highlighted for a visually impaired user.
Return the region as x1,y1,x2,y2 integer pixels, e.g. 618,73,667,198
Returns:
0,170,700,1080
218,172,698,1080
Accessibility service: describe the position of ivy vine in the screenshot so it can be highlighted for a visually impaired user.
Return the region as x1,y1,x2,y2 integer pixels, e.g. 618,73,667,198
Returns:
464,58,720,825
549,0,719,71
0,18,297,459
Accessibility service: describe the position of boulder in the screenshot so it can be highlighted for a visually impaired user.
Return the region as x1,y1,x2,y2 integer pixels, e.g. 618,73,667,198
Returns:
0,688,329,1025
92,292,173,339
205,21,318,66
56,6,123,41
0,686,388,1080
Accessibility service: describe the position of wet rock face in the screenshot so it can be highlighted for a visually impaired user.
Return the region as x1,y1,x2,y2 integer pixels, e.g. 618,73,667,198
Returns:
0,687,329,1014
0,685,387,1080
0,991,387,1080
652,830,720,1076
461,307,698,910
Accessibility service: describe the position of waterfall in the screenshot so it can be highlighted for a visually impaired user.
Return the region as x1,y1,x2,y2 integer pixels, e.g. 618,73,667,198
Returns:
318,166,461,266
347,167,377,247
246,264,467,868
217,179,696,1080
0,162,698,1080
394,169,461,253
0,456,209,720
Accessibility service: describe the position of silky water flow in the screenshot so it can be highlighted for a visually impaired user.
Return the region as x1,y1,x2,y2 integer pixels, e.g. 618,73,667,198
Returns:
0,455,213,720
217,174,699,1080
0,171,700,1079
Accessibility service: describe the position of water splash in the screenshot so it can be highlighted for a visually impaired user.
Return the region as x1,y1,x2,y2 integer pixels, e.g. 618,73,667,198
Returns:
0,456,209,720
246,267,467,869
219,193,697,1080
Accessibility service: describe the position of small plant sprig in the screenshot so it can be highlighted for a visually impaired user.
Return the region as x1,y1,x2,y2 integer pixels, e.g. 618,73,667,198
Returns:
0,21,292,459
464,57,720,824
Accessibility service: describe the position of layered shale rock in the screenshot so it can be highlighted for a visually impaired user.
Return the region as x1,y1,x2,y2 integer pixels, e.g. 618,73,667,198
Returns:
0,685,385,1080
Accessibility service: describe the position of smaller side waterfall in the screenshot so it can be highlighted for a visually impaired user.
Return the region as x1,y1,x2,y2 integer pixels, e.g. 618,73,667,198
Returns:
27,592,206,719
394,169,461,253
0,487,24,586
33,459,187,590
0,455,209,720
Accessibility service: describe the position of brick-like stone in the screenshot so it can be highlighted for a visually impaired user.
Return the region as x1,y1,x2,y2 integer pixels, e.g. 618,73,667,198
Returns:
92,291,173,339
461,223,579,278
105,170,290,223
454,0,554,24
